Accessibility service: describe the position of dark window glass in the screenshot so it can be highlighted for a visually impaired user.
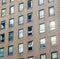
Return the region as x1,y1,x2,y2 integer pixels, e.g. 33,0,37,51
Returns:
28,13,32,22
9,31,14,41
28,26,32,36
28,0,32,9
28,41,33,50
1,21,5,29
0,34,5,42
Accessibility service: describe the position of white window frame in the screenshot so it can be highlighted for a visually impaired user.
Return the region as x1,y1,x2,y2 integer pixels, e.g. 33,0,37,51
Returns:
50,21,56,30
51,36,56,46
19,3,24,12
10,6,14,14
39,0,44,5
18,44,23,53
49,6,55,16
40,24,45,33
18,16,24,24
19,29,23,38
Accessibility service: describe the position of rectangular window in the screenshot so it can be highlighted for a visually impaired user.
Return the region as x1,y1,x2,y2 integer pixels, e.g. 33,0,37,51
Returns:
18,29,23,38
2,0,6,5
18,16,24,24
18,43,23,53
28,26,33,36
51,36,56,46
1,8,6,17
10,0,14,2
28,41,33,50
0,48,4,57
19,3,24,12
10,6,14,14
0,34,5,42
28,13,32,22
28,56,33,59
40,38,45,48
8,46,13,55
48,0,54,3
28,0,32,9
9,18,14,27
51,52,58,59
39,23,45,33
40,54,46,59
39,10,44,19
1,21,5,29
50,21,56,30
39,0,44,5
49,6,55,16
9,31,14,41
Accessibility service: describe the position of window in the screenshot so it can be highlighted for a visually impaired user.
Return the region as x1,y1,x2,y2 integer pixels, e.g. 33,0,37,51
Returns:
28,26,33,36
48,0,54,3
1,9,6,17
2,0,6,5
0,48,4,57
10,6,14,14
40,38,45,48
28,0,32,9
51,52,58,59
51,36,56,46
1,21,5,29
49,6,55,16
18,44,23,53
28,56,33,59
18,16,24,24
8,46,13,55
39,10,44,19
39,0,44,5
40,54,46,59
19,3,24,12
10,0,14,2
28,13,32,22
9,31,14,41
0,34,5,42
18,29,23,38
50,21,56,30
28,41,33,50
39,24,45,33
9,18,14,27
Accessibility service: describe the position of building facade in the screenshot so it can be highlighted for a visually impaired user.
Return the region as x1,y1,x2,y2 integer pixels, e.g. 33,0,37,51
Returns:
0,0,60,59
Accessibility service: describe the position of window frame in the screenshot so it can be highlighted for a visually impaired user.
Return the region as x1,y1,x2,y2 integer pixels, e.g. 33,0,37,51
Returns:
51,51,58,59
28,0,33,9
40,53,46,59
0,47,4,57
8,45,13,55
39,9,45,19
27,12,33,22
18,3,24,12
2,0,6,5
18,15,24,25
49,6,55,16
39,23,45,33
10,6,14,15
38,0,44,5
1,8,6,17
9,18,14,27
18,29,24,39
18,43,23,53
